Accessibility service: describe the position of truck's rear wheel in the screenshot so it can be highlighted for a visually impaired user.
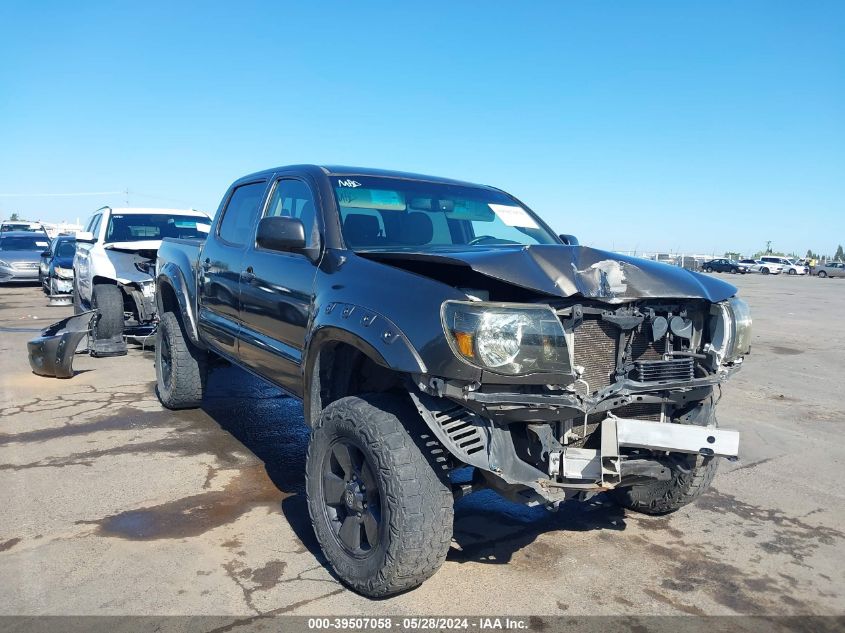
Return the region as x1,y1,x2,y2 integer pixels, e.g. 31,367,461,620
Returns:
91,283,124,340
156,311,207,409
306,394,453,597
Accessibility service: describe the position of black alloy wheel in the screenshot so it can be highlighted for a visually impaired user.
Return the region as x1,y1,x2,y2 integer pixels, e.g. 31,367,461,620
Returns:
321,439,381,556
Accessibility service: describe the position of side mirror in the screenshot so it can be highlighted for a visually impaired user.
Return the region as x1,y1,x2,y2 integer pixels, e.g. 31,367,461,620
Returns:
41,250,51,257
76,231,96,243
559,234,579,246
256,216,306,253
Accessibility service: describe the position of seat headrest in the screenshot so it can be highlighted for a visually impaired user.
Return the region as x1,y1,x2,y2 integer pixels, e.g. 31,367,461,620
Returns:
343,213,380,247
400,212,434,245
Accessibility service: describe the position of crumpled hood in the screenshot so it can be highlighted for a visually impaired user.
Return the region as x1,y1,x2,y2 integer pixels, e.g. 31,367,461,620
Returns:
361,245,737,303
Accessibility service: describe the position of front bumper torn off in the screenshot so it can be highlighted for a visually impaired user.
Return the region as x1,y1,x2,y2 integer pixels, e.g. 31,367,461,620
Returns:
411,390,739,504
27,310,95,378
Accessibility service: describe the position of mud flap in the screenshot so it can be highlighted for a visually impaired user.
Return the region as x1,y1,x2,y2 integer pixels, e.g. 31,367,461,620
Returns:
27,311,96,378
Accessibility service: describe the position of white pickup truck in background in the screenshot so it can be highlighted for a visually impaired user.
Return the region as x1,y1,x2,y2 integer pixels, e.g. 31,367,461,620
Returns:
73,206,210,355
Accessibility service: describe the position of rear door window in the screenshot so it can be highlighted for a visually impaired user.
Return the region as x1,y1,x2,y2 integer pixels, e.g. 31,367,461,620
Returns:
218,182,267,246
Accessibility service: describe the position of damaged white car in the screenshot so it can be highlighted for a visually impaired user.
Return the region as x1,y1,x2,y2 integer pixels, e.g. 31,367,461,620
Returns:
73,207,211,355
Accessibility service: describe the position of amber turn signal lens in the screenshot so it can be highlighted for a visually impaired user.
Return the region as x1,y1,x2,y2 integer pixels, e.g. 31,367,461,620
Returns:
454,331,474,358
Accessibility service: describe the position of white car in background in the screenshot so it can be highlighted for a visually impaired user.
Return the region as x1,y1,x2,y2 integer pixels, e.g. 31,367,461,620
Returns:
759,256,808,276
739,258,782,275
74,207,211,355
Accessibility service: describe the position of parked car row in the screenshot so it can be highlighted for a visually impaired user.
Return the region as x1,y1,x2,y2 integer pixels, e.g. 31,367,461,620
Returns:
700,256,813,276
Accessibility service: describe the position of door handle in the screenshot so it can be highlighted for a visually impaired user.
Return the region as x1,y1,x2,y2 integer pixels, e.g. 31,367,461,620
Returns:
201,258,211,271
241,266,255,282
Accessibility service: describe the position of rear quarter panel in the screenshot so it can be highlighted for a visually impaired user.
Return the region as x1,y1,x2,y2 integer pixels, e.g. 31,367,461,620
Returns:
156,238,205,344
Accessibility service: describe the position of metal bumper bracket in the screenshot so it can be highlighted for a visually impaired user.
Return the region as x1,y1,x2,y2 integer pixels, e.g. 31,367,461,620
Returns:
551,416,740,486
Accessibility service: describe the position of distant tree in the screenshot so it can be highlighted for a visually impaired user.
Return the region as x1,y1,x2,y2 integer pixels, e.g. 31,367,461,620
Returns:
836,245,844,261
724,251,740,260
9,212,19,221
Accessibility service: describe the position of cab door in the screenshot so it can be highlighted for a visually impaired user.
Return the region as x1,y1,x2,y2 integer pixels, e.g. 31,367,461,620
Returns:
238,176,322,396
74,212,102,304
197,180,268,359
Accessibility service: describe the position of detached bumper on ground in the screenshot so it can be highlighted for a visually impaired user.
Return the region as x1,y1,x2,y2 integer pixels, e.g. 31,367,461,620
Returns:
27,311,95,378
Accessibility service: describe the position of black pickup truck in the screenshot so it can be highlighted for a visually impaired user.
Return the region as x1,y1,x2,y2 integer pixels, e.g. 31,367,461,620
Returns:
155,165,750,597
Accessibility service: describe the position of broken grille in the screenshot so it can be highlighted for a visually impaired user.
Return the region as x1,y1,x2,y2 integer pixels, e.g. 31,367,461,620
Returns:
634,358,694,382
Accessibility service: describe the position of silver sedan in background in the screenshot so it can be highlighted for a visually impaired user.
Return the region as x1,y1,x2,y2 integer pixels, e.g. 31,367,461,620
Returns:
0,231,51,283
816,262,845,278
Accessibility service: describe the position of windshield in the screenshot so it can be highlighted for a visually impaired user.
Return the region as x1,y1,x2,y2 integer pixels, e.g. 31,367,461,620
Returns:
105,213,210,242
332,176,557,250
0,236,50,251
56,241,76,258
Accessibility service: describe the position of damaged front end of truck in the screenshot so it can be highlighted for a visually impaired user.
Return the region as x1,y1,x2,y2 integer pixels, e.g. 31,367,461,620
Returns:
377,246,751,507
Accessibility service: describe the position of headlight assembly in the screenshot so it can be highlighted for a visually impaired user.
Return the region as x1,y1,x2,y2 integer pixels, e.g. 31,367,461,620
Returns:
707,297,752,364
441,301,571,375
54,266,74,279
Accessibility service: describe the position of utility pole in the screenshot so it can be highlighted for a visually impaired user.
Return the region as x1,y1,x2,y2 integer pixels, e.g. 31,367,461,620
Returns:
124,188,130,206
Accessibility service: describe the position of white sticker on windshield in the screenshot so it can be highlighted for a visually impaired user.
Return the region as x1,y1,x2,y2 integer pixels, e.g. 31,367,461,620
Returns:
196,223,210,233
488,204,539,229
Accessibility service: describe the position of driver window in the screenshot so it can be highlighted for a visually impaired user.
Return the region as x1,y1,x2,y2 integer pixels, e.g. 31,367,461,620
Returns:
264,179,319,249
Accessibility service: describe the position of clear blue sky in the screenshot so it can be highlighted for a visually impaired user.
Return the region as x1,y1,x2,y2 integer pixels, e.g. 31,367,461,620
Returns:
1,1,842,256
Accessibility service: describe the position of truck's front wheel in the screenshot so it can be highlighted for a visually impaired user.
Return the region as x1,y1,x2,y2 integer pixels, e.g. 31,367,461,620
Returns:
156,311,207,409
306,394,453,597
91,283,124,340
612,454,718,515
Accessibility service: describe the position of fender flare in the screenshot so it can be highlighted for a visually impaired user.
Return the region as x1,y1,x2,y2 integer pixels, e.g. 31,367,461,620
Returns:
156,264,202,347
302,303,427,425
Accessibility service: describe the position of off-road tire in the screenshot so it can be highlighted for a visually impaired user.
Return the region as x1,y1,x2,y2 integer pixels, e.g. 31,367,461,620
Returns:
612,454,718,515
306,394,454,597
91,283,124,340
156,311,207,409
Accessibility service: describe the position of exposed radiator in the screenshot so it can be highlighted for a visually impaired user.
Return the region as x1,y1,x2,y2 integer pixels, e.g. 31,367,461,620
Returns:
573,319,618,392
